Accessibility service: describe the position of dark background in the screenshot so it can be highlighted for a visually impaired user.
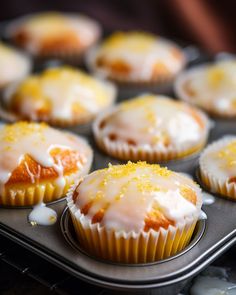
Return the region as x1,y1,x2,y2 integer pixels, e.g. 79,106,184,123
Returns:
1,0,236,54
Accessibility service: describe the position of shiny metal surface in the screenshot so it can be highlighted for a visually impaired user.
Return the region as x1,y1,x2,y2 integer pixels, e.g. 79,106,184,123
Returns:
0,48,236,292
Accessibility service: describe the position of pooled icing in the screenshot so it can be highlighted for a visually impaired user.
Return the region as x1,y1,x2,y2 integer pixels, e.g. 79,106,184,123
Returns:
0,42,30,86
200,136,236,182
94,32,185,81
97,95,207,150
28,203,57,226
4,67,116,120
11,12,100,54
179,60,236,115
0,122,90,195
74,162,202,232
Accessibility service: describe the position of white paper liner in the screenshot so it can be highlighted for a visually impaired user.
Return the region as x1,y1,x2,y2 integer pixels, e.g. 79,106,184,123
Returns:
67,180,202,263
199,136,236,200
93,105,210,162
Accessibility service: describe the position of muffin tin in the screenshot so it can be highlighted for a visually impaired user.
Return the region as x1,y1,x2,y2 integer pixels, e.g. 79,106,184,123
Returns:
0,35,236,293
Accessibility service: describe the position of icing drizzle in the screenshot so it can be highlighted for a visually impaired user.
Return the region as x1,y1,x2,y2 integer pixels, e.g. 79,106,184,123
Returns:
0,122,89,195
74,162,202,233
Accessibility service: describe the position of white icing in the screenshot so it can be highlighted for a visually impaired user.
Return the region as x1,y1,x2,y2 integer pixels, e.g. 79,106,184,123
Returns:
98,95,207,150
153,189,197,221
191,276,236,295
75,163,202,232
0,42,30,87
198,210,207,220
200,136,236,183
202,192,215,205
95,34,184,81
4,68,116,120
0,123,91,195
28,203,57,226
179,60,236,115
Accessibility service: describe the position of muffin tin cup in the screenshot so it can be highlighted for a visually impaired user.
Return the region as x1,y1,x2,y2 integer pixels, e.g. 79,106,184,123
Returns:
67,185,200,264
61,206,206,266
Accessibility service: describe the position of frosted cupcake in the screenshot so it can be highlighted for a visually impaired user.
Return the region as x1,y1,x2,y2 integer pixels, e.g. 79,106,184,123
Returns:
1,66,116,127
87,31,186,87
199,136,236,200
0,42,31,89
0,122,93,206
175,60,236,117
6,12,101,61
93,94,209,162
67,161,202,263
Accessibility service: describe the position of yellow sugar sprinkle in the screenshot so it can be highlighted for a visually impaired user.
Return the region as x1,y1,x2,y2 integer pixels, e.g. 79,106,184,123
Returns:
102,31,156,52
105,161,171,179
1,122,48,143
137,181,160,193
207,66,225,87
217,140,236,167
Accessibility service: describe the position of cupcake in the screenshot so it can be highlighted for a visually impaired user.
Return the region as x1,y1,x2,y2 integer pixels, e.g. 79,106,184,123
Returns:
175,60,236,117
0,66,116,127
86,31,186,88
199,136,236,200
0,42,31,89
67,161,202,263
0,122,93,206
5,12,101,61
93,94,209,162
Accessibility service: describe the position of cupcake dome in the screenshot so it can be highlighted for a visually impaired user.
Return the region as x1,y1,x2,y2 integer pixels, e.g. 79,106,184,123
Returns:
67,161,202,263
87,31,186,84
199,136,236,200
1,66,116,126
6,12,101,58
0,122,93,206
93,94,209,161
0,42,31,88
175,60,236,117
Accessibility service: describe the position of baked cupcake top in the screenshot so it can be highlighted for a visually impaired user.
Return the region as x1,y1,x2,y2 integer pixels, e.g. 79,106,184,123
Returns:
0,122,92,196
2,66,116,125
88,31,185,82
200,136,236,184
72,162,202,233
7,12,101,56
175,60,236,117
94,95,209,152
0,42,31,88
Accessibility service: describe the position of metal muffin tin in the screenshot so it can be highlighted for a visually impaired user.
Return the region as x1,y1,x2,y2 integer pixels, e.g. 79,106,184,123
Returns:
0,43,236,294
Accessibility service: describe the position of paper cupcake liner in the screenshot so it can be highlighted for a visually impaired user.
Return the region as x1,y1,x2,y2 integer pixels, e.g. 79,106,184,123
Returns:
93,107,209,162
5,13,102,65
86,45,186,93
174,65,236,118
0,78,117,129
67,189,198,263
199,136,236,200
0,135,93,207
1,173,76,206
